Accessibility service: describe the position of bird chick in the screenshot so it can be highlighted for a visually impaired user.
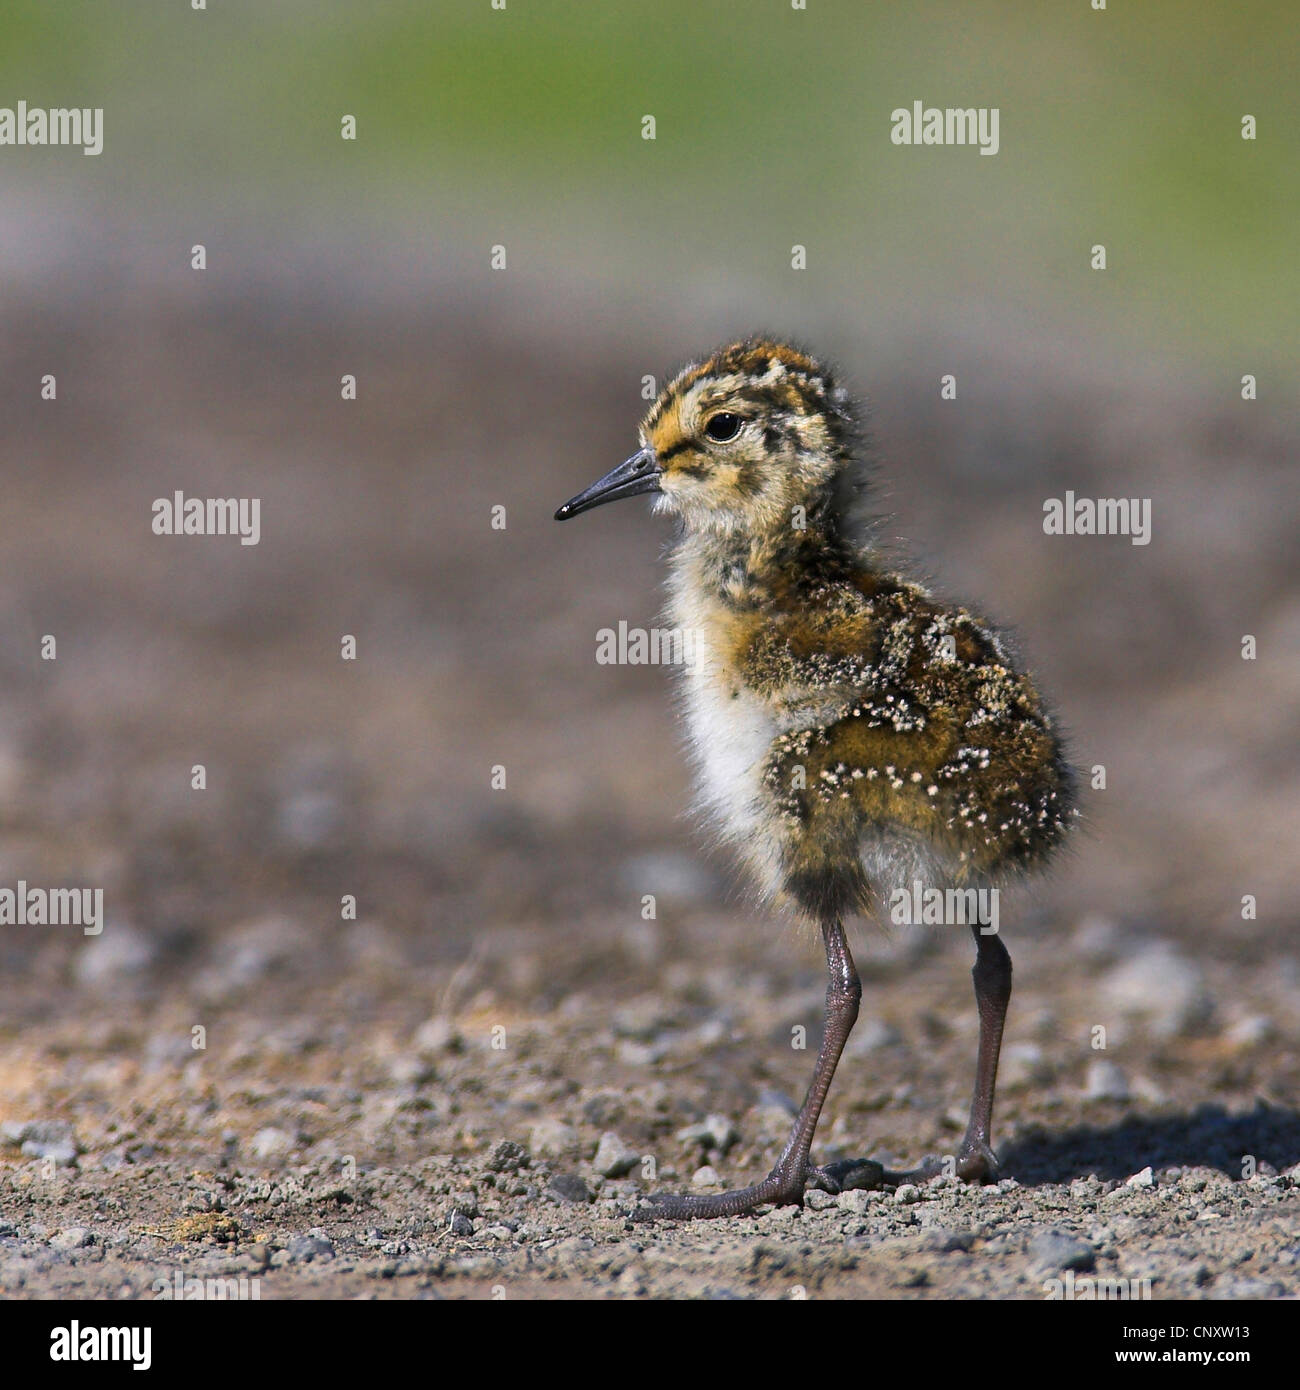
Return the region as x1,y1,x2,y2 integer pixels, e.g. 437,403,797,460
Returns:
556,337,1077,1220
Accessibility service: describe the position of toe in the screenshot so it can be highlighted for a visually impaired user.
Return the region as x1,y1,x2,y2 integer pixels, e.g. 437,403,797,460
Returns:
809,1158,885,1194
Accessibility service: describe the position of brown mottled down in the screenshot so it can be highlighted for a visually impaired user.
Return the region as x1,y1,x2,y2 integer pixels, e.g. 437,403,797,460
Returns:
644,338,1077,924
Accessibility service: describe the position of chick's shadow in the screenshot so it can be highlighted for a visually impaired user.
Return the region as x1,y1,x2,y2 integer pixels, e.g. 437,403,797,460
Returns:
1001,1101,1300,1184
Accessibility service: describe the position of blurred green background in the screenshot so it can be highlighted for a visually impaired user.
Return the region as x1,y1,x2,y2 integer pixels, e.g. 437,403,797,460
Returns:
2,0,1296,368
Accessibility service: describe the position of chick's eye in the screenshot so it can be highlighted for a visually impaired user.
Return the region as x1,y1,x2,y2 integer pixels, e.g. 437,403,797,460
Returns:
704,413,743,443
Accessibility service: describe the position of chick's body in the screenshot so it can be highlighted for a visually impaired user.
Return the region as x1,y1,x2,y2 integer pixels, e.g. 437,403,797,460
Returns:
668,526,1075,923
556,336,1077,1219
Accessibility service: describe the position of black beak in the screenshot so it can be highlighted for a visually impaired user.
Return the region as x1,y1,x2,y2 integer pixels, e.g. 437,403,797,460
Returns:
554,447,661,521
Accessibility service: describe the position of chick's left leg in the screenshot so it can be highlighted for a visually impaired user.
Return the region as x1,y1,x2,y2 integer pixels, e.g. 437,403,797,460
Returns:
638,916,859,1221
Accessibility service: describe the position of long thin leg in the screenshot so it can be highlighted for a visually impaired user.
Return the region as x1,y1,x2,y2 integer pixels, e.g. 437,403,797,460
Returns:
955,922,1012,1181
638,917,860,1221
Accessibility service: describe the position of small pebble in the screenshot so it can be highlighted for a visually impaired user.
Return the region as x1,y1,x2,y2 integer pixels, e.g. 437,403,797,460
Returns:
529,1119,579,1158
49,1227,92,1251
284,1232,334,1262
592,1132,640,1179
74,924,156,988
755,1089,798,1118
251,1127,295,1159
1000,1042,1048,1090
548,1174,593,1204
676,1115,737,1154
582,1094,625,1128
388,1054,435,1086
1224,1015,1274,1048
1103,943,1212,1038
844,1018,902,1055
1029,1228,1095,1274
486,1139,529,1174
414,1016,461,1053
922,1227,976,1253
1084,1060,1130,1102
22,1139,78,1166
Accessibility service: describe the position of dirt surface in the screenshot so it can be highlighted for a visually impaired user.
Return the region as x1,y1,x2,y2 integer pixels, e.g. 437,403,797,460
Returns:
3,923,1300,1301
0,251,1298,1299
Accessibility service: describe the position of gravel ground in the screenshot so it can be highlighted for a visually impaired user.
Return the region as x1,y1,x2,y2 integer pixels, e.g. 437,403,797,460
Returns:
2,911,1299,1300
0,259,1297,1300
